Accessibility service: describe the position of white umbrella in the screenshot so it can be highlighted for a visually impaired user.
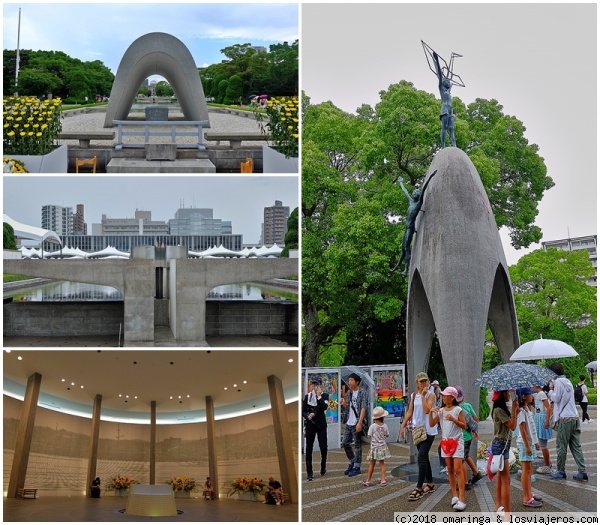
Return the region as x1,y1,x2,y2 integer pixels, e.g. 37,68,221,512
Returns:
585,361,597,371
509,337,578,361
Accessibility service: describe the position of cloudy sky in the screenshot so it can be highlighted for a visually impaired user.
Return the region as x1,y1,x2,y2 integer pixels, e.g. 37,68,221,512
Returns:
302,3,597,265
3,2,299,79
3,176,299,245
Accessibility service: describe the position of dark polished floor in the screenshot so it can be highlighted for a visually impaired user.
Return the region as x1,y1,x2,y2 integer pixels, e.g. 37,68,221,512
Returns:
3,495,299,522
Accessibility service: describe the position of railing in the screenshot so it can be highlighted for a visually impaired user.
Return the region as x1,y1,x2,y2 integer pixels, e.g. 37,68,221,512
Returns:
112,120,210,150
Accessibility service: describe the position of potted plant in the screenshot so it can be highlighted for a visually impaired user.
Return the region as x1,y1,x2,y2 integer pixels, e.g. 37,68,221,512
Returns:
166,476,197,498
107,475,138,496
228,476,266,501
256,96,298,173
3,95,67,173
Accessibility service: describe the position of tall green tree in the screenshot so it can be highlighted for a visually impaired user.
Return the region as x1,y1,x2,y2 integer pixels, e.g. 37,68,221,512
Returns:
509,248,597,366
3,223,17,250
281,207,298,258
302,83,554,367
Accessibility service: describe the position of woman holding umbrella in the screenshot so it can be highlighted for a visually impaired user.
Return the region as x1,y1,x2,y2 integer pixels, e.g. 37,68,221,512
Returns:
491,390,518,513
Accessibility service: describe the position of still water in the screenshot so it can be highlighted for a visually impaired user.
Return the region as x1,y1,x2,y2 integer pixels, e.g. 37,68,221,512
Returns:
6,282,297,302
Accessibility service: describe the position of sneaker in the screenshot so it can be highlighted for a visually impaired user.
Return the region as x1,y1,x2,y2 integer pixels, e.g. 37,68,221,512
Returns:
363,480,373,487
471,472,484,484
550,470,566,479
451,496,459,506
496,506,504,514
523,497,542,508
307,476,314,481
453,500,467,511
536,465,552,475
276,502,281,505
573,472,589,482
344,465,354,475
440,467,448,474
347,467,361,477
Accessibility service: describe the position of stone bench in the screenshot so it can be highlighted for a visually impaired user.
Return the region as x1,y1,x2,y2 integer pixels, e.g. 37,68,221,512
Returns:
17,488,37,499
204,132,268,149
60,131,116,148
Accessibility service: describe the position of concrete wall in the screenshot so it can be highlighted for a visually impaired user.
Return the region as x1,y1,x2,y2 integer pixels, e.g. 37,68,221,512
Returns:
4,301,297,337
3,302,124,337
206,301,298,336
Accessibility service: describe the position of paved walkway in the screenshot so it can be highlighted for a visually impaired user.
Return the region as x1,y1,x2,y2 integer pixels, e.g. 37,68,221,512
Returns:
301,407,597,521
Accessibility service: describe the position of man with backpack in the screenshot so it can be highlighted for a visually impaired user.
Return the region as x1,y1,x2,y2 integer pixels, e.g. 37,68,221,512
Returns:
548,363,588,481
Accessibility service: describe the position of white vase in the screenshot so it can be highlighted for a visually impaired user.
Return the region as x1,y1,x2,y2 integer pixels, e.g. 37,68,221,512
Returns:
262,145,298,174
9,144,68,173
238,491,258,501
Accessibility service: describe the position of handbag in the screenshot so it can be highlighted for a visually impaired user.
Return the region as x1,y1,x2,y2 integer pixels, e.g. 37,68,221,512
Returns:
440,438,458,456
489,453,504,474
412,424,427,445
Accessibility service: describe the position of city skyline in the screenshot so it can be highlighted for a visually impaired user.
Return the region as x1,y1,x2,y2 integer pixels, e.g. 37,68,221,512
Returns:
3,176,299,246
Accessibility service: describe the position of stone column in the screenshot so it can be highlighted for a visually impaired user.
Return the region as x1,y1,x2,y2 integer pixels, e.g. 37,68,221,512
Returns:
267,374,297,504
205,396,219,500
150,401,156,484
7,372,42,498
86,394,102,494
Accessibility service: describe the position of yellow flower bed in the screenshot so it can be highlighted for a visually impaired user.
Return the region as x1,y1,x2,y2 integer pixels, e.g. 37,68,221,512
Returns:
107,475,138,490
256,96,298,158
3,157,27,173
3,96,62,155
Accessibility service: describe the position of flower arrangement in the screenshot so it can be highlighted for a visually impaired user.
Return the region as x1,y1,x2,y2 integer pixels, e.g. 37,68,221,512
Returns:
228,476,266,496
509,446,521,472
256,96,299,158
3,96,62,156
107,476,138,491
3,157,27,173
166,476,197,493
477,440,492,460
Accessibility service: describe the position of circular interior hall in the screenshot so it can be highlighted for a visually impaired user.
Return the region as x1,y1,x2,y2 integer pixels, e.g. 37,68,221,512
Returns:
3,349,299,522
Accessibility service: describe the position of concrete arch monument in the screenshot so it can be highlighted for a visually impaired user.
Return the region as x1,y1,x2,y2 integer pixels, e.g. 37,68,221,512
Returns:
104,32,210,128
406,148,520,434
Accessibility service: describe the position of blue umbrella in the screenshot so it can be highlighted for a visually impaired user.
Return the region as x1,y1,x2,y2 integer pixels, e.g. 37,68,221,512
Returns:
474,362,555,390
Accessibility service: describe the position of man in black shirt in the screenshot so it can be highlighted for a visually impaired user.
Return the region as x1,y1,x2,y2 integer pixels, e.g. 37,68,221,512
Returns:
303,377,329,481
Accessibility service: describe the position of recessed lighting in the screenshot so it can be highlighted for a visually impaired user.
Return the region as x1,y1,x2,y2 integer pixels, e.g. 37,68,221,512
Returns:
5,350,11,353
170,396,173,400
233,384,237,388
224,387,228,391
126,395,129,399
71,382,75,386
80,385,84,389
243,380,247,384
178,395,181,399
17,356,22,361
186,395,190,398
119,394,122,398
61,379,66,382
134,396,138,400
288,358,294,363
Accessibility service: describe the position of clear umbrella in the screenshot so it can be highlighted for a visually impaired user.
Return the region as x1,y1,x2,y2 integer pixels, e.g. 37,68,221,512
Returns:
509,337,578,361
340,366,376,405
585,361,597,371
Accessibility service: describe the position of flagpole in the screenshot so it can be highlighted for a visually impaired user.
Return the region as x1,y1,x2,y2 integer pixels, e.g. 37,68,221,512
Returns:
15,7,21,96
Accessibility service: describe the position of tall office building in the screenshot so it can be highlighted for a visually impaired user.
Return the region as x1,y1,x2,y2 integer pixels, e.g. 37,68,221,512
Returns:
168,208,232,236
41,205,73,236
72,204,86,236
92,209,169,236
263,200,289,246
542,234,597,287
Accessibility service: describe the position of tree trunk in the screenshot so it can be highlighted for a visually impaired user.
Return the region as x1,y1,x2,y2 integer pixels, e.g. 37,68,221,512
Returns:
303,303,321,367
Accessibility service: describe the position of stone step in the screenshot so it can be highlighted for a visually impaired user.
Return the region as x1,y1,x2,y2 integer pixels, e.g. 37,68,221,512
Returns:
106,158,216,173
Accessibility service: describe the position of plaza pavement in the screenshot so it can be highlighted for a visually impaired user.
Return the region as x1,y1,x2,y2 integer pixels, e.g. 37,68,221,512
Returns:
301,407,597,521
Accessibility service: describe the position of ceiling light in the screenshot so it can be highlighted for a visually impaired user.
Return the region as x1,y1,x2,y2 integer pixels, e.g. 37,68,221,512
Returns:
119,394,122,398
134,396,138,400
80,385,84,389
243,380,247,384
288,358,294,363
178,395,181,399
17,356,22,361
5,350,10,353
170,396,173,400
233,384,237,388
224,387,228,391
61,379,66,382
71,382,75,386
186,395,190,398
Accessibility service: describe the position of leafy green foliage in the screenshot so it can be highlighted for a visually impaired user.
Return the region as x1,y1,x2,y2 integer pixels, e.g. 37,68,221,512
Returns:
302,82,554,367
4,50,114,100
3,223,17,250
280,208,298,258
199,41,298,102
